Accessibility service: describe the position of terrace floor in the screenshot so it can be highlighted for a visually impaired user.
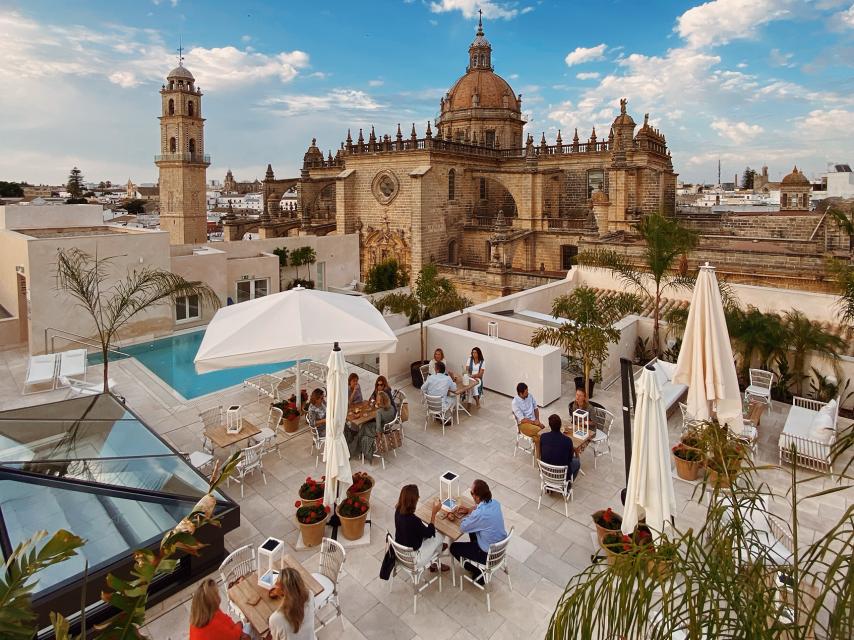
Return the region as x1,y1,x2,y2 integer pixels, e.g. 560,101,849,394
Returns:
0,346,851,640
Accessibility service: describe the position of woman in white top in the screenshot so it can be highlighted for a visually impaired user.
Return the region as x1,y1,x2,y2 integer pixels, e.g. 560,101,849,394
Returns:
428,348,446,376
268,568,317,640
466,347,485,407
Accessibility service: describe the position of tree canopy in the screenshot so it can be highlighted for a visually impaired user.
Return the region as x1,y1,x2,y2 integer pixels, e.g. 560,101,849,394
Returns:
0,181,24,198
66,167,84,199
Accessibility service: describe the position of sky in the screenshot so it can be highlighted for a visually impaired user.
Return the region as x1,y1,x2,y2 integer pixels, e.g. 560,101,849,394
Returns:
2,0,854,186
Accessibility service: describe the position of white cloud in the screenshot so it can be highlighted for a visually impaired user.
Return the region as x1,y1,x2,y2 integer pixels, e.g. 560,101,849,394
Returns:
836,3,854,27
576,72,601,80
676,0,796,49
769,48,796,67
564,44,607,66
710,118,764,144
261,89,384,116
241,34,252,43
428,0,526,20
0,11,310,91
368,79,384,87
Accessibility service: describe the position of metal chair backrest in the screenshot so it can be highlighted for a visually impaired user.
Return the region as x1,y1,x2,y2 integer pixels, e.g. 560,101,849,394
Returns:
241,441,264,470
388,534,419,574
219,544,256,586
593,407,614,436
419,364,430,385
538,459,569,491
485,527,513,573
425,394,446,417
199,405,223,429
309,422,325,446
749,369,774,391
318,537,346,584
268,406,284,434
393,389,407,420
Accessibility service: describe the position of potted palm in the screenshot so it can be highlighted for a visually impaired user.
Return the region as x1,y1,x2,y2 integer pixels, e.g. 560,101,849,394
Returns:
337,495,369,540
531,287,640,398
346,471,374,506
298,476,325,507
295,503,329,547
592,508,623,547
672,443,703,481
374,264,470,387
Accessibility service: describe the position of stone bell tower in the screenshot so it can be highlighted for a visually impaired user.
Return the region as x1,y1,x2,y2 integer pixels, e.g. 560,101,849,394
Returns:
155,52,209,245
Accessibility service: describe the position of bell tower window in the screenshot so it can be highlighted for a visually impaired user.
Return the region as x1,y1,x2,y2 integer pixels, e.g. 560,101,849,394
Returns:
188,138,196,155
169,137,176,153
472,54,478,68
168,99,174,115
448,169,456,201
188,100,194,117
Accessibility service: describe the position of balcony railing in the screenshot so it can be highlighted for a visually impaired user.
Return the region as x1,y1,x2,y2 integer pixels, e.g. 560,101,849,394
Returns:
154,153,211,164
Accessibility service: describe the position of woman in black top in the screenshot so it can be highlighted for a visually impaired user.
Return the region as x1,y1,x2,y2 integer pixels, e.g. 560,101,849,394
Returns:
394,484,447,572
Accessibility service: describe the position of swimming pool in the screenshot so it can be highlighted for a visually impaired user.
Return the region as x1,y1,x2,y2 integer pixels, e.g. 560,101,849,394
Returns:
91,330,296,399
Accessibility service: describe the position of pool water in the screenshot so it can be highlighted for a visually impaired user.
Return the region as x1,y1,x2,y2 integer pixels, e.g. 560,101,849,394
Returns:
90,330,296,399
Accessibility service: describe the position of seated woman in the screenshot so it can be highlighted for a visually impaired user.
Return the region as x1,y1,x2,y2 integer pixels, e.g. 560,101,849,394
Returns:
348,372,363,406
268,568,316,640
429,348,447,377
306,388,326,437
394,484,448,572
349,389,394,461
369,375,396,414
189,578,251,640
466,347,486,407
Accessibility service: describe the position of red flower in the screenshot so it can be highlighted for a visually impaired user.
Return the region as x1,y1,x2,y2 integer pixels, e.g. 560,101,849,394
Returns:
295,500,301,508
622,543,631,552
306,476,311,482
360,504,367,512
324,505,331,513
602,508,613,524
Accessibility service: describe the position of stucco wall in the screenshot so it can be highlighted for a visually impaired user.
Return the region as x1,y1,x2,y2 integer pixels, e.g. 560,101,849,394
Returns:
0,204,104,230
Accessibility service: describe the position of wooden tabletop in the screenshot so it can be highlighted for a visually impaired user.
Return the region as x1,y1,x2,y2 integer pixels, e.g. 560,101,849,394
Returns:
204,418,260,449
564,428,595,453
452,379,480,396
347,401,378,427
227,554,324,635
415,495,475,542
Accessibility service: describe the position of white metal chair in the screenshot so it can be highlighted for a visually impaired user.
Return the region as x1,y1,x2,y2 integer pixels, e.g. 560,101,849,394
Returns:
537,460,573,517
387,532,442,614
199,405,223,454
23,354,58,394
590,407,614,470
219,545,257,621
313,537,346,631
679,402,701,433
183,450,215,475
227,441,267,497
455,527,514,612
424,394,454,435
745,369,774,412
512,415,536,468
419,364,430,388
56,349,87,387
251,406,284,459
391,389,408,445
308,418,326,468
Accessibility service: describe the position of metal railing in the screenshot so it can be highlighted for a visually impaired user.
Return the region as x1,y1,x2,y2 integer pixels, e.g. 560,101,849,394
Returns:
44,328,131,359
154,153,211,164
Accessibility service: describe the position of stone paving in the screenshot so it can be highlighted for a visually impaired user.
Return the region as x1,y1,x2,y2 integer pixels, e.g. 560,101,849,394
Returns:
0,347,850,640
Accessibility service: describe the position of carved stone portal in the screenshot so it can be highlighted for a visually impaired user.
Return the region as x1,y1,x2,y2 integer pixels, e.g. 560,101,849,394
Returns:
362,227,410,274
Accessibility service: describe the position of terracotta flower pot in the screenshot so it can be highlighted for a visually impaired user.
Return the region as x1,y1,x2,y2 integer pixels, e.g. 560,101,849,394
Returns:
298,495,323,508
672,447,703,481
283,415,300,434
346,483,373,506
296,516,328,547
338,511,368,541
592,510,623,547
706,467,735,488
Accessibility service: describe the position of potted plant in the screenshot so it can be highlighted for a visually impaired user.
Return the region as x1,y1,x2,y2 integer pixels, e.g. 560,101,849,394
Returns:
531,287,640,398
298,476,325,507
672,443,703,481
337,495,369,540
601,532,633,565
706,440,746,488
295,502,329,547
273,395,302,433
346,471,374,505
373,265,470,388
592,508,623,546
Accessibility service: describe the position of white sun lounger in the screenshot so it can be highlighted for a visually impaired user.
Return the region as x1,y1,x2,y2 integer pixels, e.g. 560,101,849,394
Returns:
23,354,58,394
56,349,87,387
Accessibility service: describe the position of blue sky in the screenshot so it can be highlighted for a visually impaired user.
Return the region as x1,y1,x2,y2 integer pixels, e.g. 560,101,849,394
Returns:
2,0,854,185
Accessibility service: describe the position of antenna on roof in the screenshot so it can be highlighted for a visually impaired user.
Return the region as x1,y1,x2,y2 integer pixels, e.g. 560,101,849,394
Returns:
177,35,184,66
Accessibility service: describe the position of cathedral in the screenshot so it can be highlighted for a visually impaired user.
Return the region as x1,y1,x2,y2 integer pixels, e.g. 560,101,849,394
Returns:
268,17,676,298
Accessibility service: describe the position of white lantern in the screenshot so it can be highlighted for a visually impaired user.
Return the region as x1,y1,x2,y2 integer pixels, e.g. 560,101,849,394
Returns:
257,537,284,588
572,409,589,438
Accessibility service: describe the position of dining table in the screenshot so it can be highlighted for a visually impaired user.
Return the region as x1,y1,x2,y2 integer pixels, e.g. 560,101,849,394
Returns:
226,554,324,636
564,427,596,454
451,378,480,423
415,495,476,542
346,400,378,428
203,418,260,450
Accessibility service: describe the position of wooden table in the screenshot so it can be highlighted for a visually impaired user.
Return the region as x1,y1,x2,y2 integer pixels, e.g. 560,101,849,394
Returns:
452,379,480,423
227,554,324,635
347,401,378,428
204,418,260,450
564,428,595,454
415,495,476,542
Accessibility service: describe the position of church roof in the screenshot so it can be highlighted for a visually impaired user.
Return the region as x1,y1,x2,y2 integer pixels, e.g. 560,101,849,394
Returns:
167,64,194,81
446,69,518,111
781,166,810,186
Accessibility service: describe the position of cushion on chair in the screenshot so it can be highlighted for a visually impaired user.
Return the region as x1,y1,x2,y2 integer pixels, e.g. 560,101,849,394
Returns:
745,384,771,397
311,572,335,608
809,411,835,443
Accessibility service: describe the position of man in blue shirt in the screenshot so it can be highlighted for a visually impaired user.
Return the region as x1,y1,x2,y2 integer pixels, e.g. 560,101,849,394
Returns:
450,479,508,585
539,414,581,480
422,361,457,411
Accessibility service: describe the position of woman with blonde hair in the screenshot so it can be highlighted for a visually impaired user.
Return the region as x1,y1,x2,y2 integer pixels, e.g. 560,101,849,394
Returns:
188,578,251,640
268,568,316,640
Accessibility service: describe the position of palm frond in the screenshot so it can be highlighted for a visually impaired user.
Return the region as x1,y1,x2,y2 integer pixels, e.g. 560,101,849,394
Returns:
372,291,419,323
827,258,854,327
576,249,650,298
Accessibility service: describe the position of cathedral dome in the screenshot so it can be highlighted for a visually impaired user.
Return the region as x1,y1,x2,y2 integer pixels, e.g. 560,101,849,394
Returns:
446,69,518,111
781,166,810,185
167,64,195,81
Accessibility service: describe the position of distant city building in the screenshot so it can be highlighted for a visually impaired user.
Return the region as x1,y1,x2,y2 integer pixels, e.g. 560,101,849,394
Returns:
222,169,262,195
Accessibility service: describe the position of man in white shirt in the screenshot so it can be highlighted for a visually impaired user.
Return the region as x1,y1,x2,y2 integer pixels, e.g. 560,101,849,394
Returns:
511,382,545,459
422,361,458,411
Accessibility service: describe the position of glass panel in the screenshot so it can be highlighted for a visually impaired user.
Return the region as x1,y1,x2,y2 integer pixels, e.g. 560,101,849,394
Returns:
176,296,187,321
236,280,250,303
254,279,268,298
0,477,198,596
587,169,604,198
187,294,199,318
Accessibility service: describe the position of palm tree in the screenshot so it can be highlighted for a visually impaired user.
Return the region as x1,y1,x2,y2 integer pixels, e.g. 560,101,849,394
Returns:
577,212,698,356
782,310,844,396
530,287,640,397
55,248,220,392
827,258,854,328
726,306,787,384
373,264,470,363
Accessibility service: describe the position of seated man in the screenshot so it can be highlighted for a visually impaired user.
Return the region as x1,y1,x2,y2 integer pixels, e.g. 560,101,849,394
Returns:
539,414,581,480
511,382,545,458
450,479,508,585
422,361,457,411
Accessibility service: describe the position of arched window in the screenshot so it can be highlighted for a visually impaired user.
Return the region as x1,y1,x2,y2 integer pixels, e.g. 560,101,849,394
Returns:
168,99,174,115
188,100,194,117
472,55,478,68
448,239,458,264
481,53,486,67
188,138,196,155
448,168,456,201
781,193,788,207
169,137,176,153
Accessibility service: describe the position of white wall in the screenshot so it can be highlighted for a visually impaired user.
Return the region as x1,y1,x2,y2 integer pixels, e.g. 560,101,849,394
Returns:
0,204,104,231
